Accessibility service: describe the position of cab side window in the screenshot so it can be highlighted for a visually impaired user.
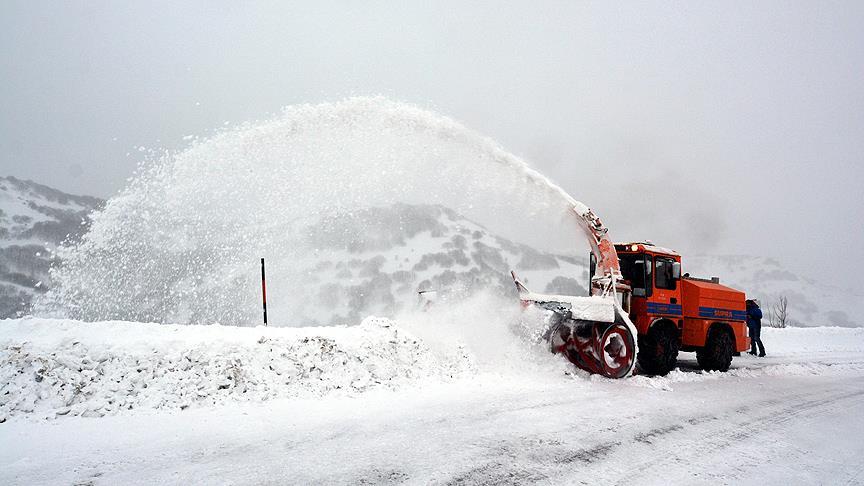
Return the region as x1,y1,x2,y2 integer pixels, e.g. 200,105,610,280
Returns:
643,255,653,296
655,258,677,290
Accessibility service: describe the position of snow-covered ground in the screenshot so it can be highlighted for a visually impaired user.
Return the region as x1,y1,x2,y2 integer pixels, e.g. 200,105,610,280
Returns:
2,317,864,485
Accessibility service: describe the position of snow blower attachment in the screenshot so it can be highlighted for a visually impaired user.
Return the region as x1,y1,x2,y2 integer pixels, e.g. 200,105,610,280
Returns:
512,272,636,378
511,203,638,379
513,201,752,378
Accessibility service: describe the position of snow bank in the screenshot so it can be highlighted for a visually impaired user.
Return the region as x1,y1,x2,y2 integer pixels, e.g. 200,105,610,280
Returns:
0,317,475,420
4,316,861,420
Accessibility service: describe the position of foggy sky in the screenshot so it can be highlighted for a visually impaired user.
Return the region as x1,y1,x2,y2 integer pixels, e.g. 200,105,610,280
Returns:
2,1,863,290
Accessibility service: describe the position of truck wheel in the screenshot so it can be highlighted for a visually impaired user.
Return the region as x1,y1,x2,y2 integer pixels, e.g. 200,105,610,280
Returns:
636,323,679,376
697,328,733,372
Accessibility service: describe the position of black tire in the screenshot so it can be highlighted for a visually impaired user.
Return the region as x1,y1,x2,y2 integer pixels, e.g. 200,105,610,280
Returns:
637,323,680,376
697,327,734,372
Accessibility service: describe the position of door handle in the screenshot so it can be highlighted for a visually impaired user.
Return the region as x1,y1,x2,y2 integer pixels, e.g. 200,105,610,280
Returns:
670,298,677,304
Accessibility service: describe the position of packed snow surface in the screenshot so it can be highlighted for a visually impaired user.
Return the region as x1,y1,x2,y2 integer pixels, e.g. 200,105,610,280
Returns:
2,321,863,484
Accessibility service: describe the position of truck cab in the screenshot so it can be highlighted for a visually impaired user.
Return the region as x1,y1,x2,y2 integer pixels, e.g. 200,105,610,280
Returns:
614,242,682,336
597,242,750,374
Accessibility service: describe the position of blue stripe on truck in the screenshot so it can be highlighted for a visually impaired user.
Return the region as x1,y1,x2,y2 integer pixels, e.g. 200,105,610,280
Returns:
698,307,747,321
646,302,682,316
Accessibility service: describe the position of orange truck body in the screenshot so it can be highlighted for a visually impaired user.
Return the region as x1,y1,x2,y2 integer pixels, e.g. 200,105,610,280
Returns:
616,243,750,354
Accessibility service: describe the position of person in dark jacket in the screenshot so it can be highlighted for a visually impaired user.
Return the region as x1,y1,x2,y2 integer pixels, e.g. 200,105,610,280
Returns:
746,299,765,357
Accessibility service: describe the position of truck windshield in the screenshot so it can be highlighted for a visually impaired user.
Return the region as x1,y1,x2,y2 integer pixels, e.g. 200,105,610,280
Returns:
619,253,652,297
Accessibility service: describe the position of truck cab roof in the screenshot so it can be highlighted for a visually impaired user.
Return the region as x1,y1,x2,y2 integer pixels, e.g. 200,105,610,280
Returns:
615,242,681,257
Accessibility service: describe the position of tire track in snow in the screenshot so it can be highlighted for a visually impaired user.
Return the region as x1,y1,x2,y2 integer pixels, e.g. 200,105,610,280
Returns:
604,381,864,485
434,378,864,485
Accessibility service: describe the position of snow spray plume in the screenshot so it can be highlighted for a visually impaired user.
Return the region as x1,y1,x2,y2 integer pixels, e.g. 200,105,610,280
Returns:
395,290,574,377
37,97,583,326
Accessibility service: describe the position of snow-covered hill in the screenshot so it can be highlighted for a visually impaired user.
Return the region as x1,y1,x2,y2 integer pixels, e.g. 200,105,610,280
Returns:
10,191,856,329
281,203,588,325
0,177,102,318
261,204,861,328
2,176,856,327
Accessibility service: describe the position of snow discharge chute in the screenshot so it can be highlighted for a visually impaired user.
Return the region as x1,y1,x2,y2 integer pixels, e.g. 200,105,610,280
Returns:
512,204,637,379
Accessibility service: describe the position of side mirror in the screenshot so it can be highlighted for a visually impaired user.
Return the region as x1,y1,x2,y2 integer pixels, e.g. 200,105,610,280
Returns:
672,262,681,280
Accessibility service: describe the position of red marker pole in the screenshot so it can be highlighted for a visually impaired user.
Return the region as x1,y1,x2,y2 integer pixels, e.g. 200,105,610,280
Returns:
260,258,268,326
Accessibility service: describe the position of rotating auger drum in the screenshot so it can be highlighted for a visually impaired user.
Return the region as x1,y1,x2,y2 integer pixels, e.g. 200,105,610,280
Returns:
540,301,636,379
515,283,637,379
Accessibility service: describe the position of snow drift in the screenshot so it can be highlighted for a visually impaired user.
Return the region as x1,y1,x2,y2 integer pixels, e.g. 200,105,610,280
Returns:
3,317,863,420
0,317,475,419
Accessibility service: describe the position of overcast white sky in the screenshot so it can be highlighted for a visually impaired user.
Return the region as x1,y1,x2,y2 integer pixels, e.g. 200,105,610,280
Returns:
2,1,862,289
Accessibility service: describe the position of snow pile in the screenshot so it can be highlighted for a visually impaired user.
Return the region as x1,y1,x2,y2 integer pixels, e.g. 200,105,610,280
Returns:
0,317,475,419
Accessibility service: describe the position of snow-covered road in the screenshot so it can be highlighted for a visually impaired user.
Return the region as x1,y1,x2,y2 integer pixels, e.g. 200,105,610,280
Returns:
3,326,864,485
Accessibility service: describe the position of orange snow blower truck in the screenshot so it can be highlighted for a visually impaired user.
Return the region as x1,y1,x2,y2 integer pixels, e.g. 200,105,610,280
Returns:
512,203,750,378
